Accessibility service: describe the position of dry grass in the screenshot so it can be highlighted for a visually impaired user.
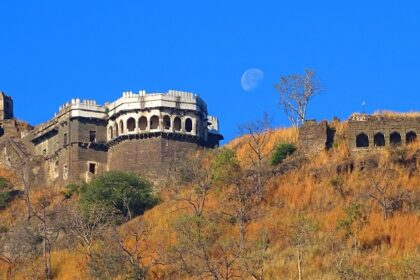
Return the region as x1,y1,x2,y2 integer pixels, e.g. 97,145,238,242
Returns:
1,127,419,279
372,110,420,118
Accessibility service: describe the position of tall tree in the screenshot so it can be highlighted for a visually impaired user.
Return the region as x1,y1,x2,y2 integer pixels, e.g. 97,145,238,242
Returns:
239,113,273,198
274,69,322,129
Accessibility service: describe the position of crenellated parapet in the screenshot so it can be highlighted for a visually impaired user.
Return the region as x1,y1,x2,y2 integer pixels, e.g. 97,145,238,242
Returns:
0,88,223,186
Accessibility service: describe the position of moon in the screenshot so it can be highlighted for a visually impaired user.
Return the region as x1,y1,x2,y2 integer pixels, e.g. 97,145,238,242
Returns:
241,68,264,92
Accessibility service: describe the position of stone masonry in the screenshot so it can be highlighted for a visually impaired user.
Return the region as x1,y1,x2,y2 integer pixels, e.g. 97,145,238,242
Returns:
0,90,223,186
299,113,419,154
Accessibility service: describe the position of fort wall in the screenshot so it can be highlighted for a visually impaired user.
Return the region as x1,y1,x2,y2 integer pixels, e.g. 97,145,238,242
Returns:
0,89,223,187
299,114,419,155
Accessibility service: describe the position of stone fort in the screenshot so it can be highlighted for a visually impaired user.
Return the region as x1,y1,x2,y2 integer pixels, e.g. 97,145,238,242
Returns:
299,113,419,154
0,90,222,186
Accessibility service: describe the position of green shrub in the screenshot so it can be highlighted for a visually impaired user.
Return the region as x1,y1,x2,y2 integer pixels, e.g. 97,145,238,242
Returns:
79,171,159,220
211,148,241,184
0,176,14,210
62,183,81,199
271,143,296,166
0,177,10,189
0,192,12,209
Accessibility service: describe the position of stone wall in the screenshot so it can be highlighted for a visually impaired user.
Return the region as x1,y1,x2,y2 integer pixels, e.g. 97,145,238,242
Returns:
108,135,199,179
299,120,329,155
347,114,419,151
0,93,14,120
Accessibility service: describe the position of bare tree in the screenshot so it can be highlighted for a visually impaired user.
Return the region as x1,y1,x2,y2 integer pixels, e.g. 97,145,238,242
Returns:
239,113,274,198
60,203,117,259
112,221,161,280
211,148,270,278
163,152,213,217
289,215,317,280
274,69,322,129
31,192,60,280
365,168,411,220
0,223,37,280
171,215,240,280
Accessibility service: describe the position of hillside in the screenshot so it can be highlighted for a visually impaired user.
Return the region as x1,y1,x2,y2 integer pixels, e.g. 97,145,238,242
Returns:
0,127,419,280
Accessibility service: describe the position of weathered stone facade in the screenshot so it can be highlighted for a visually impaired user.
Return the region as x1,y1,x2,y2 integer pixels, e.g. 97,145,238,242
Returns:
0,90,223,186
298,120,331,155
299,113,419,155
347,114,419,151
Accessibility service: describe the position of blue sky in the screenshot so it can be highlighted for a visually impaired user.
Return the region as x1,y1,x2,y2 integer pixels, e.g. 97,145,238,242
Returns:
1,1,419,143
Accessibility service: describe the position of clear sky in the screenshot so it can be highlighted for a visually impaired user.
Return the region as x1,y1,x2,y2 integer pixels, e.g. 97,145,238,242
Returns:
1,1,419,143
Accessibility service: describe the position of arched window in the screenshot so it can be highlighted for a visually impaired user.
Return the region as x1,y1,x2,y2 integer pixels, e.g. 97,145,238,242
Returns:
173,117,181,131
390,132,401,145
150,115,159,130
163,115,171,130
185,118,193,133
119,120,124,134
54,161,59,178
374,133,385,147
127,118,136,132
406,131,417,144
109,126,114,139
138,116,147,131
356,133,369,148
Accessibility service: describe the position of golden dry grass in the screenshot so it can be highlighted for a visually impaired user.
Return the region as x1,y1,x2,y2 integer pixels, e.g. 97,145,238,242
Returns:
1,128,419,279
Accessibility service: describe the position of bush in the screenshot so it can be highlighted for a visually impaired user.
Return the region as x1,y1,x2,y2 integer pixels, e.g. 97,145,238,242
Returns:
271,143,296,166
79,171,159,220
0,176,14,210
62,183,81,199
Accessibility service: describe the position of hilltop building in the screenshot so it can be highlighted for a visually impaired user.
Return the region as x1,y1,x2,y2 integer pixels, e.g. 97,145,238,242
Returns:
0,90,223,186
299,113,419,155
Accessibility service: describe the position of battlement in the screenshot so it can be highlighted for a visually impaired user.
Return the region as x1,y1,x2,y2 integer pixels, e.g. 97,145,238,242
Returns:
107,90,207,119
0,89,222,186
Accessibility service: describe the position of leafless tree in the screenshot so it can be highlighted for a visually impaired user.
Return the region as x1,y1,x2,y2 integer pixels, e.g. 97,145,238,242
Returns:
365,168,411,220
211,148,270,278
274,69,322,129
239,113,274,198
289,215,317,280
59,203,117,259
241,231,271,280
112,221,162,280
171,215,240,280
30,192,60,280
163,152,213,217
0,223,37,280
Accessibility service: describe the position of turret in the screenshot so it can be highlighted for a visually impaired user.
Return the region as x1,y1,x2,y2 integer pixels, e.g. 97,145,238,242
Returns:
0,92,14,120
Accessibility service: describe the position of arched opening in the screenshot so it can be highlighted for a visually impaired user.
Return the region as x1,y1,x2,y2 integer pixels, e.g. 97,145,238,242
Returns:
163,115,171,130
54,161,59,178
185,118,193,133
150,115,159,130
356,133,369,148
406,131,417,144
138,116,147,131
173,117,181,131
109,126,114,139
390,132,401,146
374,133,385,147
127,118,136,132
115,123,119,137
119,120,124,134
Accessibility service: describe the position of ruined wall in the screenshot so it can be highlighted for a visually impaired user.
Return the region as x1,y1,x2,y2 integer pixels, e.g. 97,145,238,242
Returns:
299,120,330,155
347,114,420,151
0,93,14,120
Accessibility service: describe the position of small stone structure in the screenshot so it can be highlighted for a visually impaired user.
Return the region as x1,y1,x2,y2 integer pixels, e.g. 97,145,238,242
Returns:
0,90,223,186
299,113,419,154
